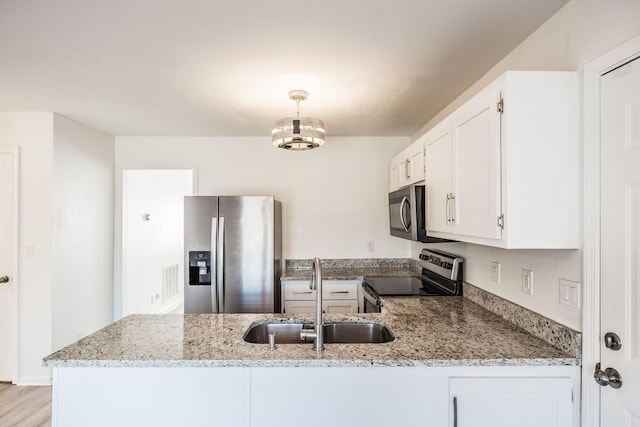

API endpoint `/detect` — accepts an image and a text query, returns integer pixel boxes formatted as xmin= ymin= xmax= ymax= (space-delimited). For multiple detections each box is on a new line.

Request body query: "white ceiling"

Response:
xmin=0 ymin=0 xmax=569 ymax=137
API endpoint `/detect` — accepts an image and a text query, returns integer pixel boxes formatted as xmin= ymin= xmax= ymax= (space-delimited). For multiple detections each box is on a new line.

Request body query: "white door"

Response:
xmin=0 ymin=147 xmax=19 ymax=382
xmin=600 ymin=56 xmax=640 ymax=426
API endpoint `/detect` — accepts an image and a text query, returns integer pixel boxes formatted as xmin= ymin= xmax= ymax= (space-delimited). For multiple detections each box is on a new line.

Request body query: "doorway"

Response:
xmin=121 ymin=169 xmax=193 ymax=316
xmin=584 ymin=35 xmax=640 ymax=427
xmin=0 ymin=147 xmax=19 ymax=383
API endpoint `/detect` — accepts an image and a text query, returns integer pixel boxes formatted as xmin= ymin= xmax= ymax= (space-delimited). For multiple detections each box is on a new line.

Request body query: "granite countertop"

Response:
xmin=43 ymin=297 xmax=578 ymax=368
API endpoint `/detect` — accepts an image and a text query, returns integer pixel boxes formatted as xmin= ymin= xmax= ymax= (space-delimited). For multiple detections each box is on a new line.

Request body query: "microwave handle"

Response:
xmin=399 ymin=196 xmax=410 ymax=232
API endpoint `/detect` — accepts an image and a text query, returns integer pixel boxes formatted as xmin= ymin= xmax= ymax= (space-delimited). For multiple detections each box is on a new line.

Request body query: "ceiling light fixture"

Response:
xmin=272 ymin=90 xmax=325 ymax=150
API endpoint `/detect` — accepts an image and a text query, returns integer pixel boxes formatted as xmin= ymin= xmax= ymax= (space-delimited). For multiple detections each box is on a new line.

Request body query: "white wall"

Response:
xmin=0 ymin=112 xmax=54 ymax=384
xmin=0 ymin=112 xmax=114 ymax=384
xmin=115 ymin=137 xmax=411 ymax=260
xmin=52 ymin=115 xmax=115 ymax=350
xmin=412 ymin=0 xmax=640 ymax=331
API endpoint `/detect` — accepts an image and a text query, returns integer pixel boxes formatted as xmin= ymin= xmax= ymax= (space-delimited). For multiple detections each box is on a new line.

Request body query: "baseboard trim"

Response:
xmin=17 ymin=376 xmax=52 ymax=386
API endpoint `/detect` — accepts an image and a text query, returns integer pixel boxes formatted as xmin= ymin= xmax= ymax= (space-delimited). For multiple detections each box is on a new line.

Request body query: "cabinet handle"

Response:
xmin=446 ymin=193 xmax=451 ymax=225
xmin=406 ymin=158 xmax=412 ymax=179
xmin=292 ymin=291 xmax=313 ymax=294
xmin=449 ymin=193 xmax=455 ymax=224
xmin=453 ymin=396 xmax=458 ymax=427
xmin=329 ymin=291 xmax=350 ymax=294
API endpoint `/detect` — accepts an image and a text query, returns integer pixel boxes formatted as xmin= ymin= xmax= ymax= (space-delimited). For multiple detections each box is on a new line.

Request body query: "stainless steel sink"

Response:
xmin=243 ymin=321 xmax=395 ymax=344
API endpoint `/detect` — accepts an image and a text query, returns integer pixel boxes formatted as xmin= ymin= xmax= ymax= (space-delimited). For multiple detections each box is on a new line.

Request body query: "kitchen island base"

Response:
xmin=51 ymin=365 xmax=579 ymax=427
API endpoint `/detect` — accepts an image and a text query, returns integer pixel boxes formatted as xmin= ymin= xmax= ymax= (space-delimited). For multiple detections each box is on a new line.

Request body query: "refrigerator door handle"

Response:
xmin=210 ymin=217 xmax=218 ymax=312
xmin=217 ymin=216 xmax=225 ymax=312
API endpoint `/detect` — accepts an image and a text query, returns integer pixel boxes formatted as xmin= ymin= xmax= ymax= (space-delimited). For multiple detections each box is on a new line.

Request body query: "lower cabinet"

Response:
xmin=250 ymin=367 xmax=445 ymax=427
xmin=282 ymin=280 xmax=359 ymax=314
xmin=251 ymin=366 xmax=579 ymax=427
xmin=52 ymin=367 xmax=251 ymax=427
xmin=51 ymin=365 xmax=579 ymax=427
xmin=449 ymin=375 xmax=575 ymax=427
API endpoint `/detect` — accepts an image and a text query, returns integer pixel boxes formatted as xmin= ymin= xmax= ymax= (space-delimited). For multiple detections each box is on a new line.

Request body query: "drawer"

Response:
xmin=282 ymin=281 xmax=359 ymax=300
xmin=323 ymin=282 xmax=358 ymax=300
xmin=283 ymin=282 xmax=316 ymax=301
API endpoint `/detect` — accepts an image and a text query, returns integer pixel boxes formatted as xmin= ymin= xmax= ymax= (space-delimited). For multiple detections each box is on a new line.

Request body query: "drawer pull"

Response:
xmin=292 ymin=291 xmax=313 ymax=295
xmin=329 ymin=291 xmax=350 ymax=294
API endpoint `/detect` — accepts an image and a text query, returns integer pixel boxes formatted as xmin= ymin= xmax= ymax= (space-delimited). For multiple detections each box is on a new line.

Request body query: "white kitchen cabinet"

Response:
xmin=282 ymin=280 xmax=359 ymax=314
xmin=425 ymin=117 xmax=453 ymax=233
xmin=424 ymin=71 xmax=579 ymax=249
xmin=397 ymin=137 xmax=425 ymax=188
xmin=251 ymin=366 xmax=578 ymax=427
xmin=449 ymin=375 xmax=575 ymax=427
xmin=52 ymin=367 xmax=251 ymax=427
xmin=51 ymin=365 xmax=579 ymax=427
xmin=251 ymin=367 xmax=445 ymax=427
xmin=389 ymin=153 xmax=400 ymax=191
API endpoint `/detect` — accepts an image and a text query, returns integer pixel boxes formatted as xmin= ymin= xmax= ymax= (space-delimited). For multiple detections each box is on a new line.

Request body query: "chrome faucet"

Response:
xmin=300 ymin=257 xmax=324 ymax=352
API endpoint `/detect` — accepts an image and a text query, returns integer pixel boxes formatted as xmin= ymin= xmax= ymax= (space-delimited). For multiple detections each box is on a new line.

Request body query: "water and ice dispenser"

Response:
xmin=188 ymin=251 xmax=211 ymax=285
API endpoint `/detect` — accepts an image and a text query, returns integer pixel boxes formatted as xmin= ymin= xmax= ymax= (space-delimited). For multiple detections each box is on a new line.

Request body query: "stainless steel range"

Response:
xmin=362 ymin=248 xmax=464 ymax=313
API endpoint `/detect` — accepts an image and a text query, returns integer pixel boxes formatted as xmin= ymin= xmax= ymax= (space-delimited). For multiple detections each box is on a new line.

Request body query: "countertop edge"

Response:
xmin=43 ymin=357 xmax=579 ymax=368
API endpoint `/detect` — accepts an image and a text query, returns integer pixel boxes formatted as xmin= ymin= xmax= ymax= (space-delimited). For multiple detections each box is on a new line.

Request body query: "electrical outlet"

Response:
xmin=367 ymin=241 xmax=375 ymax=252
xmin=559 ymin=279 xmax=581 ymax=309
xmin=491 ymin=262 xmax=501 ymax=284
xmin=522 ymin=269 xmax=534 ymax=295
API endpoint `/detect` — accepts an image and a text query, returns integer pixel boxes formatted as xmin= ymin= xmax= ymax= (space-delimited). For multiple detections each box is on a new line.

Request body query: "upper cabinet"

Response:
xmin=390 ymin=138 xmax=425 ymax=191
xmin=424 ymin=71 xmax=579 ymax=249
xmin=398 ymin=137 xmax=425 ymax=188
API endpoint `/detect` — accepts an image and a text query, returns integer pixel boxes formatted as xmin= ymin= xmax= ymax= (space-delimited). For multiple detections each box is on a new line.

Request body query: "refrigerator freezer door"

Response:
xmin=184 ymin=196 xmax=219 ymax=313
xmin=219 ymin=196 xmax=275 ymax=313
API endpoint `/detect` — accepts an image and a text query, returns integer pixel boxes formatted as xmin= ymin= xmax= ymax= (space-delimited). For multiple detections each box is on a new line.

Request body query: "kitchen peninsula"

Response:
xmin=45 ymin=283 xmax=581 ymax=427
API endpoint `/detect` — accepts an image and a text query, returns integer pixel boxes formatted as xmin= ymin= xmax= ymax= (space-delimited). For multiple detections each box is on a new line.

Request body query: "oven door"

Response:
xmin=361 ymin=283 xmax=382 ymax=313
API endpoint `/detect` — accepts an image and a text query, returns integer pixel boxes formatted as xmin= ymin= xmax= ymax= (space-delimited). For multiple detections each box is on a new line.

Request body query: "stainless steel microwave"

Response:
xmin=389 ymin=185 xmax=450 ymax=243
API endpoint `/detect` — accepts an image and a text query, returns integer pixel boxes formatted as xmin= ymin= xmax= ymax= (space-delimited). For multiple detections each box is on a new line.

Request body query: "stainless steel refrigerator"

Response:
xmin=184 ymin=196 xmax=282 ymax=314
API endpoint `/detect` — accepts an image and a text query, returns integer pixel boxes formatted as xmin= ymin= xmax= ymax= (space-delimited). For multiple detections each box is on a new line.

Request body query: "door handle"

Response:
xmin=594 ymin=363 xmax=622 ymax=389
xmin=399 ymin=196 xmax=410 ymax=231
xmin=604 ymin=332 xmax=622 ymax=350
xmin=211 ymin=217 xmax=218 ymax=312
xmin=0 ymin=276 xmax=10 ymax=284
xmin=217 ymin=217 xmax=225 ymax=313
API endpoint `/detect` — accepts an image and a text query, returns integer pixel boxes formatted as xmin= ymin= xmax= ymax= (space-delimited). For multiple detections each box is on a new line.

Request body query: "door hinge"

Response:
xmin=497 ymin=214 xmax=504 ymax=229
xmin=497 ymin=98 xmax=504 ymax=114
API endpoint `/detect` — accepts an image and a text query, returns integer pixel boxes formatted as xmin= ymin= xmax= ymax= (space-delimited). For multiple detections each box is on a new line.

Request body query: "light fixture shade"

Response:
xmin=272 ymin=116 xmax=325 ymax=150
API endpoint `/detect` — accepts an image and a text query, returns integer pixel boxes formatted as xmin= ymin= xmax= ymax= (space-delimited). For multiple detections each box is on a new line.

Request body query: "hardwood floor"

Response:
xmin=0 ymin=383 xmax=51 ymax=427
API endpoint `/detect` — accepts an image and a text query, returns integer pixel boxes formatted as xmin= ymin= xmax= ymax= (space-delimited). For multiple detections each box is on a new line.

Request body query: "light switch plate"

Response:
xmin=559 ymin=279 xmax=581 ymax=309
xmin=491 ymin=262 xmax=501 ymax=284
xmin=522 ymin=269 xmax=533 ymax=295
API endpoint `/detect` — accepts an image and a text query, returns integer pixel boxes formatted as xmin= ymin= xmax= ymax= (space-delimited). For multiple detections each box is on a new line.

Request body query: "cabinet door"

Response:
xmin=398 ymin=140 xmax=425 ymax=188
xmin=390 ymin=154 xmax=400 ymax=191
xmin=449 ymin=376 xmax=573 ymax=427
xmin=322 ymin=300 xmax=357 ymax=313
xmin=425 ymin=119 xmax=453 ymax=233
xmin=451 ymin=84 xmax=502 ymax=240
xmin=283 ymin=300 xmax=316 ymax=314
xmin=251 ymin=367 xmax=444 ymax=427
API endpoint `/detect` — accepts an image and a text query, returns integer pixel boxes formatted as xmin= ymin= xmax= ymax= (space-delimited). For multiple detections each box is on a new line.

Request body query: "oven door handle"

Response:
xmin=421 ymin=276 xmax=457 ymax=295
xmin=362 ymin=284 xmax=382 ymax=308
